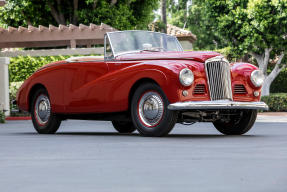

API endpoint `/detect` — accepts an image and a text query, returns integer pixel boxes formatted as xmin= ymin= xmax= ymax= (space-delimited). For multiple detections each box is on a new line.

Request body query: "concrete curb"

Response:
xmin=6 ymin=116 xmax=31 ymax=120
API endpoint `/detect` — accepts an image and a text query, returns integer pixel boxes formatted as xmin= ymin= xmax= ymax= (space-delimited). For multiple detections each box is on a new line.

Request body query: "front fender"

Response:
xmin=95 ymin=64 xmax=177 ymax=112
xmin=231 ymin=62 xmax=262 ymax=101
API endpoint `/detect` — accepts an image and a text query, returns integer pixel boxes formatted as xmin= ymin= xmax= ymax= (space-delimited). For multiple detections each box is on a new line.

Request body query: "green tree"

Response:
xmin=167 ymin=0 xmax=190 ymax=29
xmin=167 ymin=0 xmax=226 ymax=50
xmin=204 ymin=0 xmax=287 ymax=96
xmin=0 ymin=0 xmax=158 ymax=30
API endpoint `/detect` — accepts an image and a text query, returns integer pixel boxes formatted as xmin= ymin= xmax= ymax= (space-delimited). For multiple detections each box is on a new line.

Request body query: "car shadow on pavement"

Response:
xmin=14 ymin=132 xmax=265 ymax=139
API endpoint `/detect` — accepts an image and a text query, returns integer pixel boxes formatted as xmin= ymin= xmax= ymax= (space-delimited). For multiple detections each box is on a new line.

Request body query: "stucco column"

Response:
xmin=0 ymin=57 xmax=10 ymax=116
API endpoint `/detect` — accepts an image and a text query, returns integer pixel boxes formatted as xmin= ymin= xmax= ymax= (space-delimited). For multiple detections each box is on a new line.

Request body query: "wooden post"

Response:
xmin=0 ymin=57 xmax=10 ymax=116
xmin=70 ymin=39 xmax=76 ymax=48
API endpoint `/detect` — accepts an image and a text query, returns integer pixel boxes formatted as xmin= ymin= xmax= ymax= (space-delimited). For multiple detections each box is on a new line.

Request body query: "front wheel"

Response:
xmin=31 ymin=88 xmax=61 ymax=134
xmin=213 ymin=109 xmax=257 ymax=135
xmin=131 ymin=83 xmax=178 ymax=137
xmin=112 ymin=121 xmax=136 ymax=133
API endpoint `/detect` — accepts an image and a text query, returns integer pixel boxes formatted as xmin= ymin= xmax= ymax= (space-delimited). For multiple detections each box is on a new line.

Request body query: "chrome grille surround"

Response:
xmin=205 ymin=56 xmax=233 ymax=101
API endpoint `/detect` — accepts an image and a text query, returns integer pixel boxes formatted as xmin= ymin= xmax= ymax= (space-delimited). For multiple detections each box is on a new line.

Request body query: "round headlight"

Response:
xmin=251 ymin=70 xmax=264 ymax=87
xmin=179 ymin=68 xmax=194 ymax=86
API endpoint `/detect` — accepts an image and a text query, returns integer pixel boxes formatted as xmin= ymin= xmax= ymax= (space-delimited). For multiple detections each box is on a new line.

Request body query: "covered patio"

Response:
xmin=0 ymin=23 xmax=116 ymax=116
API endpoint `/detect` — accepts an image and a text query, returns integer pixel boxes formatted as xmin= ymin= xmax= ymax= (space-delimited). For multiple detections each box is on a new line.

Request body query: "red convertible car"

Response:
xmin=16 ymin=30 xmax=268 ymax=136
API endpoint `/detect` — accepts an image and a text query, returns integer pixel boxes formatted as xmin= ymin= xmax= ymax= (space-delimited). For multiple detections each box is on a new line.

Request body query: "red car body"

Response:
xmin=16 ymin=51 xmax=261 ymax=114
xmin=16 ymin=30 xmax=268 ymax=136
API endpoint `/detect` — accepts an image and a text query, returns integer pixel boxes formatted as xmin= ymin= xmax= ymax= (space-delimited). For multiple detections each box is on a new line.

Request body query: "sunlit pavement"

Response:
xmin=0 ymin=118 xmax=286 ymax=192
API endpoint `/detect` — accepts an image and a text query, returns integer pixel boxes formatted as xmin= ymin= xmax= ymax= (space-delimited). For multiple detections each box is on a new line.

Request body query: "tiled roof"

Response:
xmin=149 ymin=22 xmax=196 ymax=42
xmin=167 ymin=24 xmax=197 ymax=41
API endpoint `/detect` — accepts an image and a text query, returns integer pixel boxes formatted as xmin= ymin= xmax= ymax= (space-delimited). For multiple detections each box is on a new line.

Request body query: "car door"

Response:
xmin=64 ymin=61 xmax=109 ymax=113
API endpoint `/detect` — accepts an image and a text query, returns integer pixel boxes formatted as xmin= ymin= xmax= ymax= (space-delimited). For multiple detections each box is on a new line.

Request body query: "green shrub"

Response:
xmin=10 ymin=81 xmax=23 ymax=100
xmin=261 ymin=93 xmax=287 ymax=112
xmin=9 ymin=82 xmax=25 ymax=116
xmin=270 ymin=68 xmax=287 ymax=93
xmin=9 ymin=55 xmax=70 ymax=82
xmin=9 ymin=84 xmax=30 ymax=116
xmin=0 ymin=110 xmax=5 ymax=123
xmin=215 ymin=47 xmax=240 ymax=62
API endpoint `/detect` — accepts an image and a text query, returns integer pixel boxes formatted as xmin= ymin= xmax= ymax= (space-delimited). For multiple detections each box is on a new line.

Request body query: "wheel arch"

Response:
xmin=28 ymin=83 xmax=47 ymax=112
xmin=128 ymin=78 xmax=159 ymax=112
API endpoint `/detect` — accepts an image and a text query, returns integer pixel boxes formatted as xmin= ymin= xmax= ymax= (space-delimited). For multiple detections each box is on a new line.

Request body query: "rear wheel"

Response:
xmin=112 ymin=121 xmax=136 ymax=133
xmin=213 ymin=109 xmax=257 ymax=135
xmin=131 ymin=83 xmax=177 ymax=137
xmin=31 ymin=88 xmax=61 ymax=134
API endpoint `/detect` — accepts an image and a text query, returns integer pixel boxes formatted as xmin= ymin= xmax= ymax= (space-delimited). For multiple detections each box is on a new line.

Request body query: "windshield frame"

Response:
xmin=105 ymin=30 xmax=183 ymax=59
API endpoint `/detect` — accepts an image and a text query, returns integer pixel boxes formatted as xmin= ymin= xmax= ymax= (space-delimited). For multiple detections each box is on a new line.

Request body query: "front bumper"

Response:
xmin=168 ymin=100 xmax=268 ymax=110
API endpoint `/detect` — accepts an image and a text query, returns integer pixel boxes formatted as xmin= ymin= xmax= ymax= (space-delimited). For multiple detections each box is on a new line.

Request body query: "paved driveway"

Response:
xmin=0 ymin=118 xmax=286 ymax=192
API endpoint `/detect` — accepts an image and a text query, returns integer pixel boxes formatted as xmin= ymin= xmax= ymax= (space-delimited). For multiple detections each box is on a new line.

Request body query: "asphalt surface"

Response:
xmin=0 ymin=118 xmax=287 ymax=192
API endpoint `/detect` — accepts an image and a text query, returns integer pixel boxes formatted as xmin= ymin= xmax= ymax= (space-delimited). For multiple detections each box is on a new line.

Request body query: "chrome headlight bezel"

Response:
xmin=179 ymin=68 xmax=194 ymax=87
xmin=250 ymin=70 xmax=264 ymax=87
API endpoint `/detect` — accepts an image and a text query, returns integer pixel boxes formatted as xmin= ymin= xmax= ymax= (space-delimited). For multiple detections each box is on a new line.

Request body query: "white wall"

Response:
xmin=0 ymin=57 xmax=10 ymax=116
xmin=179 ymin=40 xmax=193 ymax=50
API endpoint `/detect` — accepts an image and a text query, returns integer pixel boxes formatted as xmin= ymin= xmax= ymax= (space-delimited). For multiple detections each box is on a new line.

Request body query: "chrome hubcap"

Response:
xmin=138 ymin=91 xmax=164 ymax=127
xmin=35 ymin=94 xmax=51 ymax=125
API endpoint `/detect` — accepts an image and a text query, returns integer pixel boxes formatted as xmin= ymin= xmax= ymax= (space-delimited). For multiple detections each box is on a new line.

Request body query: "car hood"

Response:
xmin=115 ymin=51 xmax=221 ymax=63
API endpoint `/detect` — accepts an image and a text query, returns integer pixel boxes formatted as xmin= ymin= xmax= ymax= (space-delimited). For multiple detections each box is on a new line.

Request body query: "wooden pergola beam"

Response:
xmin=0 ymin=39 xmax=105 ymax=48
xmin=0 ymin=0 xmax=6 ymax=6
xmin=0 ymin=23 xmax=117 ymax=48
xmin=0 ymin=47 xmax=104 ymax=57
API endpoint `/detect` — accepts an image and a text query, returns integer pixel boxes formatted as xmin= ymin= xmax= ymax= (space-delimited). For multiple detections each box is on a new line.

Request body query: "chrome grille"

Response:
xmin=193 ymin=84 xmax=206 ymax=95
xmin=205 ymin=57 xmax=233 ymax=100
xmin=234 ymin=84 xmax=247 ymax=94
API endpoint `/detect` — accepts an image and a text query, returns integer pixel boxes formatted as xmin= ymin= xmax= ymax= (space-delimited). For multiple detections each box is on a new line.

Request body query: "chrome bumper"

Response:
xmin=168 ymin=100 xmax=268 ymax=110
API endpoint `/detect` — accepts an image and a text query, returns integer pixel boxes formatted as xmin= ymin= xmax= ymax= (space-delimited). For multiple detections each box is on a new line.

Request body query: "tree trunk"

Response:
xmin=251 ymin=50 xmax=286 ymax=96
xmin=262 ymin=75 xmax=273 ymax=96
xmin=48 ymin=1 xmax=66 ymax=25
xmin=161 ymin=0 xmax=167 ymax=33
xmin=72 ymin=0 xmax=79 ymax=25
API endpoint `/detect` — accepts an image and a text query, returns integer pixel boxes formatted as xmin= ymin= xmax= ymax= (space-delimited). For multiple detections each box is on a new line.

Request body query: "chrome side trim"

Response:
xmin=66 ymin=56 xmax=104 ymax=62
xmin=168 ymin=100 xmax=268 ymax=110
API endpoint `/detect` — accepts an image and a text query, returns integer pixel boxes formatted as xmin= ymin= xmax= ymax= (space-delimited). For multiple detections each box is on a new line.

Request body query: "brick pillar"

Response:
xmin=0 ymin=57 xmax=10 ymax=116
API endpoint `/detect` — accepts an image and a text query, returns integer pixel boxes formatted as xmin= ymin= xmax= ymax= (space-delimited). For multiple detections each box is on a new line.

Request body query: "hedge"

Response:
xmin=0 ymin=111 xmax=5 ymax=123
xmin=270 ymin=69 xmax=287 ymax=93
xmin=261 ymin=93 xmax=287 ymax=112
xmin=9 ymin=56 xmax=70 ymax=82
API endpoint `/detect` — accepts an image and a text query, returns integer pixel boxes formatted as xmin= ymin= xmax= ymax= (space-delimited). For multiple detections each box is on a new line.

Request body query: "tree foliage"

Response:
xmin=204 ymin=0 xmax=287 ymax=56
xmin=167 ymin=0 xmax=227 ymax=50
xmin=204 ymin=0 xmax=287 ymax=95
xmin=0 ymin=0 xmax=158 ymax=30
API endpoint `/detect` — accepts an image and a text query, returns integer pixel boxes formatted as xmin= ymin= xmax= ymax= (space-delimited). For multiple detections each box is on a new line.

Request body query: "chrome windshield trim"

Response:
xmin=168 ymin=100 xmax=268 ymax=110
xmin=106 ymin=30 xmax=183 ymax=58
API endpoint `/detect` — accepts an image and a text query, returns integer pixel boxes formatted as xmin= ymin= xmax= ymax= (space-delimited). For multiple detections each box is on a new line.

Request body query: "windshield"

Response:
xmin=106 ymin=31 xmax=183 ymax=57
